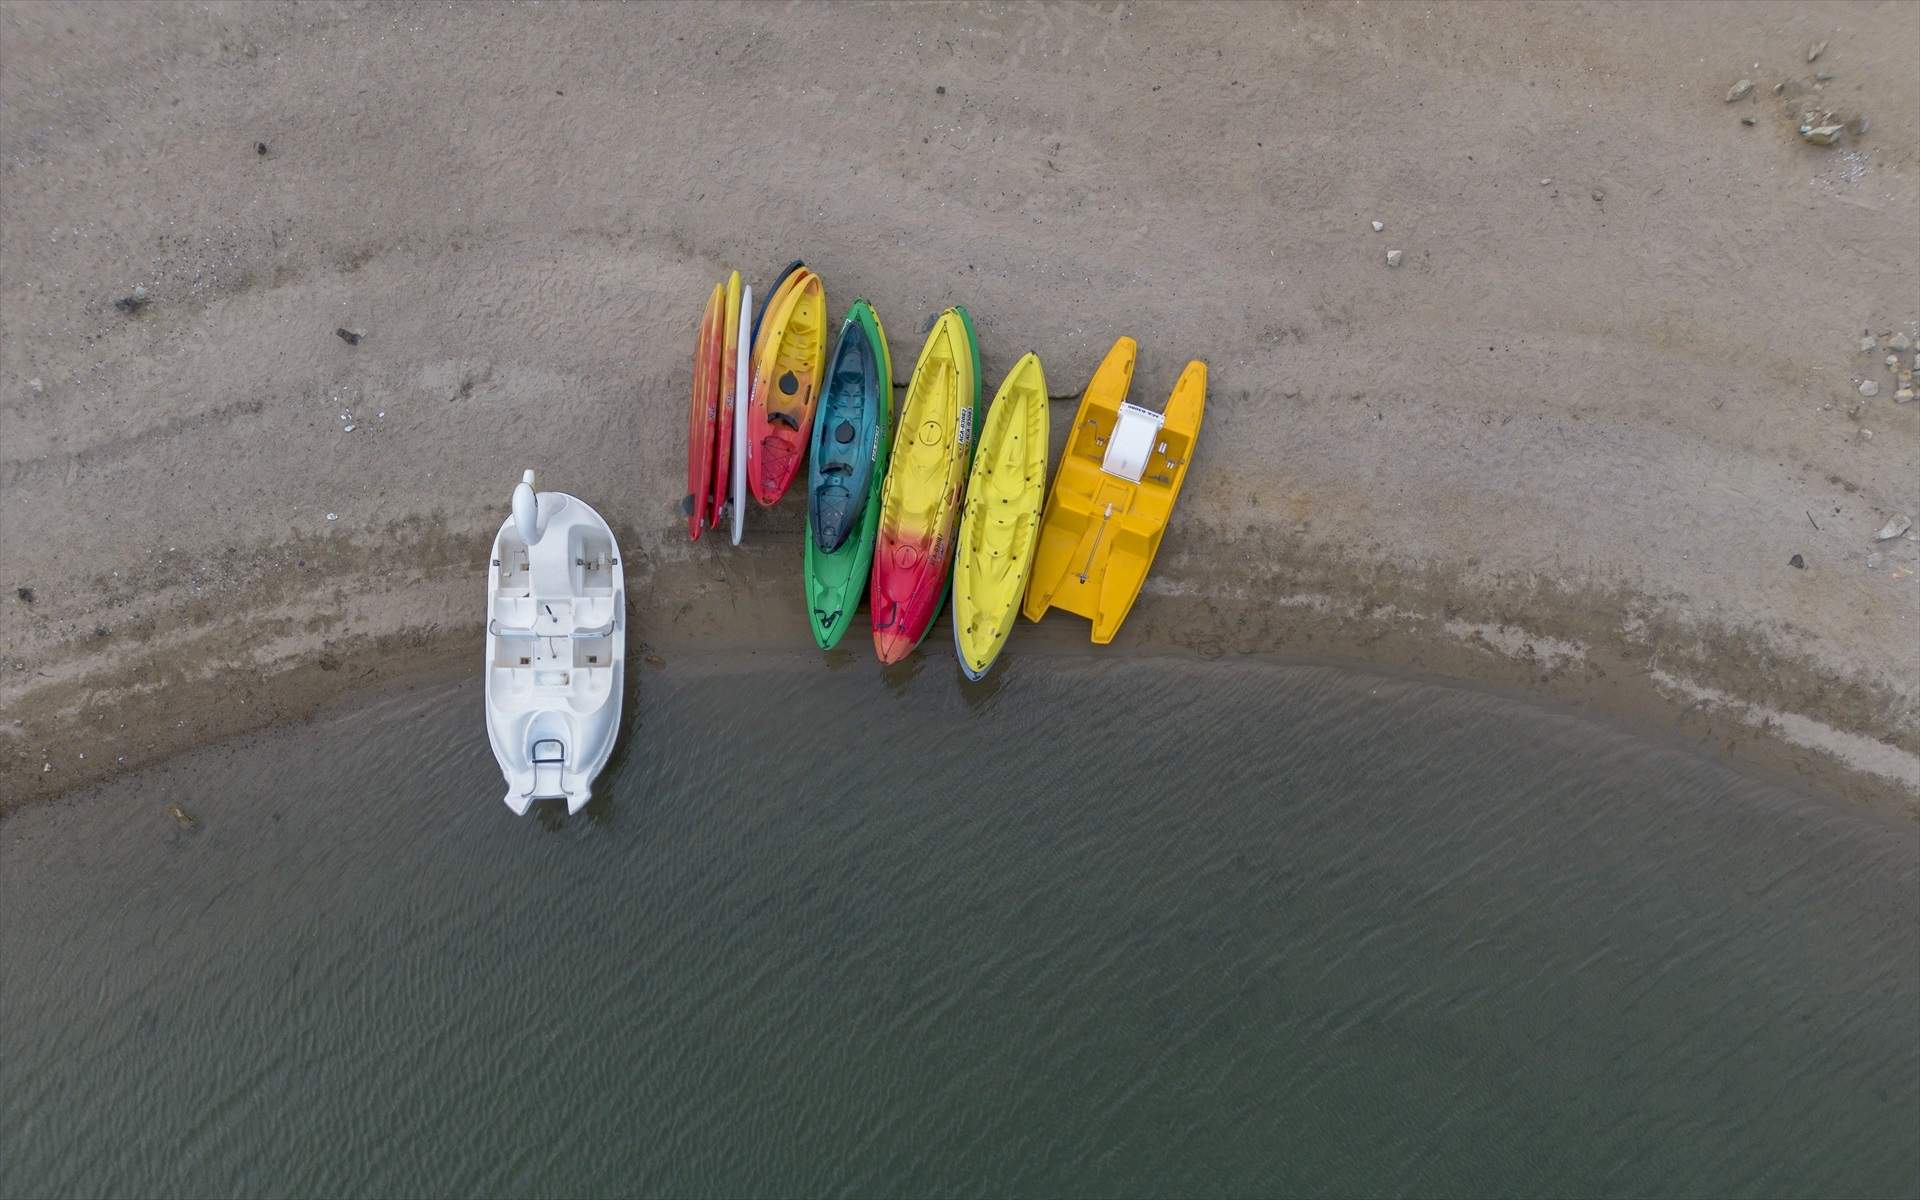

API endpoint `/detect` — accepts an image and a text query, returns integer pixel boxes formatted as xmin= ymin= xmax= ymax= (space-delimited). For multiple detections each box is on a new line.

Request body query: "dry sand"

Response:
xmin=2 ymin=0 xmax=1917 ymax=815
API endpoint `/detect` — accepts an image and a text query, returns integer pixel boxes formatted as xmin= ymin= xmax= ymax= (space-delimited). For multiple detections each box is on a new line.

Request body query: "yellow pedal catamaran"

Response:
xmin=952 ymin=352 xmax=1049 ymax=680
xmin=1022 ymin=337 xmax=1205 ymax=644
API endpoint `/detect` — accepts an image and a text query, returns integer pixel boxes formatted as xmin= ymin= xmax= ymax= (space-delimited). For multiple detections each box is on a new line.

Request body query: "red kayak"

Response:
xmin=707 ymin=272 xmax=742 ymax=529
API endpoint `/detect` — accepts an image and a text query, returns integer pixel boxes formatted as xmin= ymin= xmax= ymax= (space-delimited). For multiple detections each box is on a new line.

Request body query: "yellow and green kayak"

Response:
xmin=952 ymin=352 xmax=1048 ymax=679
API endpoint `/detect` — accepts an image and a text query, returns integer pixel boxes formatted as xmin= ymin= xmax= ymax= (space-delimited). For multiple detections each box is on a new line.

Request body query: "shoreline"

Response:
xmin=5 ymin=533 xmax=1915 ymax=821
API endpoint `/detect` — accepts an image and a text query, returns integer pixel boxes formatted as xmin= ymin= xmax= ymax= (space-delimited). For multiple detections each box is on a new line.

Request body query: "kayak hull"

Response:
xmin=803 ymin=301 xmax=894 ymax=649
xmin=870 ymin=306 xmax=982 ymax=664
xmin=708 ymin=271 xmax=742 ymax=529
xmin=685 ymin=282 xmax=725 ymax=539
xmin=953 ymin=351 xmax=1049 ymax=678
xmin=747 ymin=269 xmax=827 ymax=507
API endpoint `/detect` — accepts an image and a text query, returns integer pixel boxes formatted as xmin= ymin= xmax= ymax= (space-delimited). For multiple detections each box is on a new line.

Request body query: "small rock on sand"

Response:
xmin=1896 ymin=388 xmax=1915 ymax=403
xmin=1371 ymin=220 xmax=1384 ymax=232
xmin=1859 ymin=335 xmax=1877 ymax=352
xmin=1385 ymin=250 xmax=1403 ymax=267
xmin=1859 ymin=380 xmax=1878 ymax=397
xmin=1808 ymin=40 xmax=1827 ymax=63
xmin=1890 ymin=333 xmax=1912 ymax=352
xmin=1801 ymin=124 xmax=1844 ymax=145
xmin=1727 ymin=79 xmax=1754 ymax=102
xmin=1789 ymin=553 xmax=1806 ymax=569
xmin=1875 ymin=514 xmax=1913 ymax=541
xmin=165 ymin=802 xmax=197 ymax=830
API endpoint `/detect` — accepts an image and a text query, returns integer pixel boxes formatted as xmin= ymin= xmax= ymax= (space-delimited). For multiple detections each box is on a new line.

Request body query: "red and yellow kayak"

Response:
xmin=869 ymin=306 xmax=983 ymax=663
xmin=746 ymin=268 xmax=827 ymax=506
xmin=707 ymin=271 xmax=742 ymax=530
xmin=685 ymin=281 xmax=726 ymax=540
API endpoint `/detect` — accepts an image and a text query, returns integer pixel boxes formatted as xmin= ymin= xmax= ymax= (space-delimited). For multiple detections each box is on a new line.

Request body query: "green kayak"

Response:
xmin=803 ymin=300 xmax=894 ymax=649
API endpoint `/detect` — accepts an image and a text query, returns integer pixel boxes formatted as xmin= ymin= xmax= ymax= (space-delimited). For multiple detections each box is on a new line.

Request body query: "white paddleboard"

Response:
xmin=731 ymin=283 xmax=751 ymax=545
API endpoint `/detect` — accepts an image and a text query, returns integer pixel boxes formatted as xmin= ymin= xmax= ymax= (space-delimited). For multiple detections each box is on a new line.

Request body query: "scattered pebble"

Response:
xmin=1896 ymin=388 xmax=1914 ymax=403
xmin=1814 ymin=71 xmax=1834 ymax=83
xmin=1858 ymin=335 xmax=1877 ymax=353
xmin=1859 ymin=428 xmax=1874 ymax=440
xmin=1874 ymin=514 xmax=1913 ymax=542
xmin=1772 ymin=81 xmax=1786 ymax=95
xmin=1808 ymin=39 xmax=1827 ymax=63
xmin=1591 ymin=189 xmax=1604 ymax=202
xmin=1371 ymin=220 xmax=1384 ymax=232
xmin=255 ymin=141 xmax=268 ymax=155
xmin=1789 ymin=553 xmax=1806 ymax=570
xmin=1539 ymin=178 xmax=1551 ymax=186
xmin=1726 ymin=79 xmax=1754 ymax=102
xmin=1866 ymin=552 xmax=1884 ymax=570
xmin=1888 ymin=355 xmax=1901 ymax=369
xmin=342 ymin=424 xmax=355 ymax=433
xmin=1741 ymin=116 xmax=1757 ymax=126
xmin=15 ymin=586 xmax=32 ymax=604
xmin=1800 ymin=124 xmax=1844 ymax=145
xmin=1385 ymin=249 xmax=1403 ymax=267
xmin=113 ymin=287 xmax=149 ymax=314
xmin=934 ymin=85 xmax=945 ymax=95
xmin=326 ymin=512 xmax=338 ymax=521
xmin=165 ymin=802 xmax=197 ymax=830
xmin=1847 ymin=113 xmax=1869 ymax=136
xmin=1890 ymin=333 xmax=1912 ymax=352
xmin=1859 ymin=380 xmax=1879 ymax=397
xmin=335 ymin=327 xmax=361 ymax=346
xmin=28 ymin=377 xmax=43 ymax=393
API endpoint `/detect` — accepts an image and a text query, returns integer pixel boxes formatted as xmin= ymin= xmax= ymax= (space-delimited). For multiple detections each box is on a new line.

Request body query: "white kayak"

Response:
xmin=485 ymin=469 xmax=626 ymax=815
xmin=731 ymin=283 xmax=751 ymax=545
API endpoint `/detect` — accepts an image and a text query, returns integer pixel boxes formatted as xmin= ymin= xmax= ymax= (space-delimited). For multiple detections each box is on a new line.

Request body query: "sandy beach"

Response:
xmin=2 ymin=0 xmax=1916 ymax=814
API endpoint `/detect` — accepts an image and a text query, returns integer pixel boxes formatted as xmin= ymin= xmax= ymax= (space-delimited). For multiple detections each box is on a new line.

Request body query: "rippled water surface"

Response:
xmin=3 ymin=656 xmax=1916 ymax=1198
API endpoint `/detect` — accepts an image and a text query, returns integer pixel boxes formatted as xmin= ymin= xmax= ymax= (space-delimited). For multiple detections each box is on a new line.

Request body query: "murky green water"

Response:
xmin=3 ymin=655 xmax=1916 ymax=1198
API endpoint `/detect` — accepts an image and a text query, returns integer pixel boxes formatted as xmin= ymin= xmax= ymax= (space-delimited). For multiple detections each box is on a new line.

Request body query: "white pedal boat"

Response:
xmin=485 ymin=470 xmax=626 ymax=815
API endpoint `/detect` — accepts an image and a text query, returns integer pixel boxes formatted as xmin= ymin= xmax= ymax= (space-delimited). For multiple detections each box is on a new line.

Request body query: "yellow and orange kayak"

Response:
xmin=745 ymin=268 xmax=826 ymax=506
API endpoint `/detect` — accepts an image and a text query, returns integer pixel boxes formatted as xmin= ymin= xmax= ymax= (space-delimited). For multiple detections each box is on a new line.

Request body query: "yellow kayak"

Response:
xmin=953 ymin=352 xmax=1049 ymax=679
xmin=1022 ymin=337 xmax=1205 ymax=643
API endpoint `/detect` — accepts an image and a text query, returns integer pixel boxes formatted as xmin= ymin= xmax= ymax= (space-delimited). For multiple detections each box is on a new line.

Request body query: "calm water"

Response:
xmin=3 ymin=655 xmax=1916 ymax=1199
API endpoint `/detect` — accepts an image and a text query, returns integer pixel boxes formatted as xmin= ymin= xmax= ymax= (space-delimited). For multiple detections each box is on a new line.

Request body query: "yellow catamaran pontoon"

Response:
xmin=1021 ymin=337 xmax=1205 ymax=643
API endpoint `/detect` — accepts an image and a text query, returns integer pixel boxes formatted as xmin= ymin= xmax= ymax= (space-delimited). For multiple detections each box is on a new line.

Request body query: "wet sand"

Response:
xmin=1 ymin=1 xmax=1916 ymax=813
